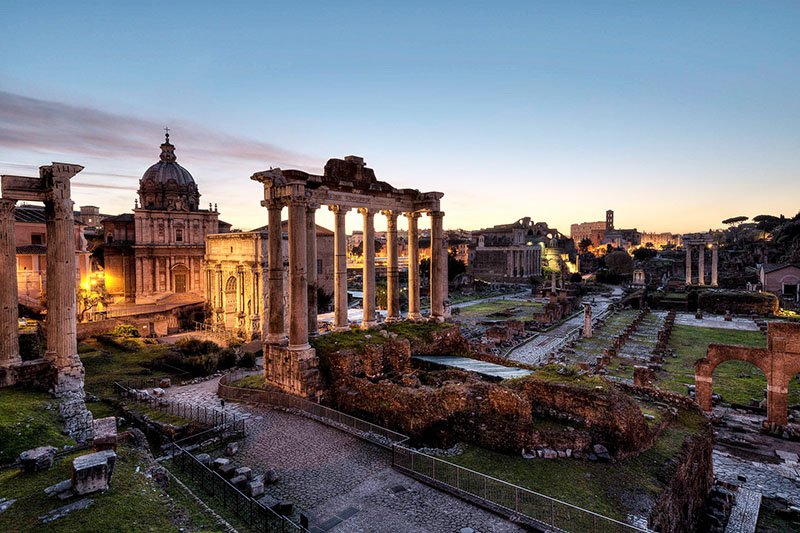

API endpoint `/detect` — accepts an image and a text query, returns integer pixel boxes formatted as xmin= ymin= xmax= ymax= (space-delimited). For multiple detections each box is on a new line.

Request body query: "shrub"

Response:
xmin=238 ymin=351 xmax=257 ymax=368
xmin=111 ymin=324 xmax=140 ymax=338
xmin=174 ymin=337 xmax=220 ymax=356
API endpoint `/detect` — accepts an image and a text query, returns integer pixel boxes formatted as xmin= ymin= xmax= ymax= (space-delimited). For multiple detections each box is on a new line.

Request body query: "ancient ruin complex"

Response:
xmin=251 ymin=156 xmax=446 ymax=397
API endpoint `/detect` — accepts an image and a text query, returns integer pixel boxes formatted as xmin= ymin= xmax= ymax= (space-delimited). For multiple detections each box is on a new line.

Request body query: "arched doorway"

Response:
xmin=711 ymin=360 xmax=769 ymax=415
xmin=224 ymin=276 xmax=237 ymax=329
xmin=172 ymin=264 xmax=189 ymax=293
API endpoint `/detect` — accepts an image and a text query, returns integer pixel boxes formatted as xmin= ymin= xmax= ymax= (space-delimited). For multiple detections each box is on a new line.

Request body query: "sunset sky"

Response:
xmin=1 ymin=1 xmax=798 ymax=235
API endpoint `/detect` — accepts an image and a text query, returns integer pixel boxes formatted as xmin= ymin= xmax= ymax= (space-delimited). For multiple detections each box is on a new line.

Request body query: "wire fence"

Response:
xmin=170 ymin=437 xmax=304 ymax=532
xmin=115 ymin=379 xmax=247 ymax=433
xmin=219 ymin=370 xmax=651 ymax=532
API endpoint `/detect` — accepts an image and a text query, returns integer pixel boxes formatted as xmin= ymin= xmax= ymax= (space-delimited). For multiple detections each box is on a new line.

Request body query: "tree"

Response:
xmin=605 ymin=251 xmax=634 ymax=276
xmin=632 ymin=247 xmax=657 ymax=261
xmin=578 ymin=238 xmax=593 ymax=253
xmin=447 ymin=252 xmax=466 ymax=281
xmin=77 ymin=285 xmax=113 ymax=322
xmin=722 ymin=216 xmax=749 ymax=227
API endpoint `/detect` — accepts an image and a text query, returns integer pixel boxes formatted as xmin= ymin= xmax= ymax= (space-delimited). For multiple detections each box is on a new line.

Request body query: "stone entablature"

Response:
xmin=682 ymin=232 xmax=720 ymax=287
xmin=251 ymin=156 xmax=446 ymax=398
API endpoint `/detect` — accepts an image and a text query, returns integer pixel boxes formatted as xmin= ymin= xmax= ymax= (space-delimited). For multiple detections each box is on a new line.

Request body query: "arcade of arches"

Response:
xmin=695 ymin=322 xmax=800 ymax=426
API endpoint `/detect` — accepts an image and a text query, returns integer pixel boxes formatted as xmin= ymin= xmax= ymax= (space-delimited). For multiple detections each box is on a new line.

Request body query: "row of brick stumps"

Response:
xmin=596 ymin=308 xmax=651 ymax=368
xmin=652 ymin=310 xmax=677 ymax=359
xmin=551 ymin=305 xmax=620 ymax=362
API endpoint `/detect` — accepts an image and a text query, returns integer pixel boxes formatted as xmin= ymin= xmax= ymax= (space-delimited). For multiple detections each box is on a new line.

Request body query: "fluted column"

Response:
xmin=0 ymin=199 xmax=21 ymax=376
xmin=330 ymin=205 xmax=349 ymax=330
xmin=265 ymin=202 xmax=285 ymax=344
xmin=406 ymin=212 xmax=421 ymax=320
xmin=360 ymin=208 xmax=377 ymax=328
xmin=711 ymin=244 xmax=719 ymax=287
xmin=429 ymin=210 xmax=445 ymax=321
xmin=383 ymin=210 xmax=400 ymax=321
xmin=44 ymin=194 xmax=80 ymax=376
xmin=288 ymin=198 xmax=309 ymax=349
xmin=306 ymin=203 xmax=319 ymax=336
xmin=698 ymin=246 xmax=706 ymax=286
xmin=685 ymin=246 xmax=692 ymax=285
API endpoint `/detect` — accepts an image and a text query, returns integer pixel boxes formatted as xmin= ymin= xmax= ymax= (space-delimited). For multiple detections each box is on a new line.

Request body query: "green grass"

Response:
xmin=527 ymin=364 xmax=609 ymax=390
xmin=0 ymin=388 xmax=75 ymax=464
xmin=232 ymin=374 xmax=265 ymax=389
xmin=385 ymin=321 xmax=455 ymax=343
xmin=79 ymin=338 xmax=180 ymax=398
xmin=311 ymin=328 xmax=388 ymax=356
xmin=456 ymin=300 xmax=543 ymax=319
xmin=660 ymin=325 xmax=800 ymax=406
xmin=0 ymin=446 xmax=222 ymax=532
xmin=448 ymin=407 xmax=706 ymax=521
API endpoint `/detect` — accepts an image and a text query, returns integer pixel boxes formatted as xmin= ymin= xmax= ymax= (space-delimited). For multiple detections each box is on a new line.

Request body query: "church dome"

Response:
xmin=137 ymin=132 xmax=201 ymax=211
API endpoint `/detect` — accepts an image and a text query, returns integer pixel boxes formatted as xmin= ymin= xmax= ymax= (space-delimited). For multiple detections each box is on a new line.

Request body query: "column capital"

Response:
xmin=0 ymin=198 xmax=17 ymax=218
xmin=428 ymin=210 xmax=445 ymax=218
xmin=328 ymin=204 xmax=351 ymax=215
xmin=306 ymin=201 xmax=321 ymax=212
xmin=358 ymin=207 xmax=378 ymax=217
xmin=404 ymin=211 xmax=422 ymax=220
xmin=380 ymin=209 xmax=399 ymax=219
xmin=262 ymin=199 xmax=285 ymax=210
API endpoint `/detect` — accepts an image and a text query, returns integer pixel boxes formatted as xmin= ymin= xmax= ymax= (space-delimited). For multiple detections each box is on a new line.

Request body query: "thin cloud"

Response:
xmin=72 ymin=182 xmax=137 ymax=191
xmin=0 ymin=91 xmax=319 ymax=171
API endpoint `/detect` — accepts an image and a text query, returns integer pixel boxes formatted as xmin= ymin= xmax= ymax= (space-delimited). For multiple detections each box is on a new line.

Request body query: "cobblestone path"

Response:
xmin=166 ymin=377 xmax=524 ymax=533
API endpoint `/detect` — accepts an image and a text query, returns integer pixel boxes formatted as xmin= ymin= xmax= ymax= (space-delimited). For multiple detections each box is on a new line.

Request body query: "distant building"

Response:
xmin=103 ymin=134 xmax=230 ymax=303
xmin=640 ymin=232 xmax=682 ymax=249
xmin=13 ymin=204 xmax=91 ymax=307
xmin=204 ymin=222 xmax=334 ymax=339
xmin=572 ymin=210 xmax=642 ymax=250
xmin=759 ymin=264 xmax=800 ymax=303
xmin=467 ymin=217 xmax=548 ymax=281
xmin=570 ymin=220 xmax=606 ymax=248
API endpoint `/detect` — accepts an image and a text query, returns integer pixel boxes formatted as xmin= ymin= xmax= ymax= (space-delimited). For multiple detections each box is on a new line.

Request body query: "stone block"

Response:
xmin=19 ymin=446 xmax=57 ymax=473
xmin=152 ymin=387 xmax=165 ymax=397
xmin=44 ymin=479 xmax=73 ymax=498
xmin=159 ymin=378 xmax=172 ymax=388
xmin=230 ymin=474 xmax=248 ymax=489
xmin=196 ymin=453 xmax=212 ymax=466
xmin=212 ymin=457 xmax=230 ymax=470
xmin=264 ymin=469 xmax=281 ymax=484
xmin=38 ymin=498 xmax=94 ymax=523
xmin=592 ymin=444 xmax=611 ymax=462
xmin=92 ymin=416 xmax=118 ymax=451
xmin=542 ymin=449 xmax=557 ymax=459
xmin=225 ymin=442 xmax=239 ymax=456
xmin=247 ymin=480 xmax=264 ymax=498
xmin=71 ymin=450 xmax=116 ymax=495
xmin=234 ymin=466 xmax=253 ymax=480
xmin=218 ymin=463 xmax=237 ymax=479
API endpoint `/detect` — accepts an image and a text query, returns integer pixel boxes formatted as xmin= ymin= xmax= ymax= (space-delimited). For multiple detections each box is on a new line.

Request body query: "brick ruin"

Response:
xmin=0 ymin=163 xmax=93 ymax=442
xmin=695 ymin=321 xmax=800 ymax=428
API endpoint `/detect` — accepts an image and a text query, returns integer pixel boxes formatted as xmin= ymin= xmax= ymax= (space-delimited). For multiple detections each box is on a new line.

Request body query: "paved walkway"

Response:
xmin=674 ymin=313 xmax=760 ymax=331
xmin=165 ymin=378 xmax=523 ymax=533
xmin=713 ymin=450 xmax=800 ymax=505
xmin=505 ymin=286 xmax=623 ymax=365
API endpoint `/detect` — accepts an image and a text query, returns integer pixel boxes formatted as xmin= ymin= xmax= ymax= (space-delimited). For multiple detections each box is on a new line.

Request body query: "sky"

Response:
xmin=1 ymin=1 xmax=799 ymax=235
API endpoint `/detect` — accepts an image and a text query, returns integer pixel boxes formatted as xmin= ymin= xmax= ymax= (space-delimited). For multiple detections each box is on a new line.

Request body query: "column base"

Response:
xmin=334 ymin=325 xmax=350 ymax=332
xmin=263 ymin=344 xmax=320 ymax=399
xmin=360 ymin=321 xmax=377 ymax=329
xmin=384 ymin=316 xmax=402 ymax=323
xmin=288 ymin=343 xmax=312 ymax=351
xmin=406 ymin=313 xmax=423 ymax=322
xmin=263 ymin=334 xmax=288 ymax=346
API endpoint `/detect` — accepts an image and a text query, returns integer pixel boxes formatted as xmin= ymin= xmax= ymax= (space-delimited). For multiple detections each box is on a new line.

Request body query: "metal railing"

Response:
xmin=170 ymin=431 xmax=303 ymax=532
xmin=115 ymin=379 xmax=247 ymax=433
xmin=219 ymin=370 xmax=408 ymax=448
xmin=393 ymin=446 xmax=648 ymax=533
xmin=219 ymin=370 xmax=651 ymax=532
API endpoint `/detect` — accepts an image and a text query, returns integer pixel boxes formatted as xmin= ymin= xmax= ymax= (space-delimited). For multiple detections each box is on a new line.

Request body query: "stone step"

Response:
xmin=725 ymin=487 xmax=761 ymax=533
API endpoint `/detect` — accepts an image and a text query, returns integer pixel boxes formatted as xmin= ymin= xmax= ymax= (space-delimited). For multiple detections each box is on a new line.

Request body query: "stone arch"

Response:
xmin=696 ymin=322 xmax=800 ymax=426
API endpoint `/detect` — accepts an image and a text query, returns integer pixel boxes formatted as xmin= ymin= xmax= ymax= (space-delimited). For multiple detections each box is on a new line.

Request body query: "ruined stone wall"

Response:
xmin=512 ymin=379 xmax=652 ymax=457
xmin=647 ymin=422 xmax=714 ymax=533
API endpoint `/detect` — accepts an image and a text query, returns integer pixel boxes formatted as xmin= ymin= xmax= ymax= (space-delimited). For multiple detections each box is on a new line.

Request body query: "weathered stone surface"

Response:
xmin=196 ymin=453 xmax=212 ymax=466
xmin=230 ymin=474 xmax=247 ymax=488
xmin=71 ymin=450 xmax=116 ymax=495
xmin=212 ymin=457 xmax=230 ymax=470
xmin=44 ymin=479 xmax=73 ymax=498
xmin=159 ymin=377 xmax=172 ymax=388
xmin=246 ymin=480 xmax=264 ymax=497
xmin=19 ymin=446 xmax=57 ymax=473
xmin=225 ymin=442 xmax=239 ymax=456
xmin=0 ymin=497 xmax=16 ymax=514
xmin=38 ymin=498 xmax=93 ymax=523
xmin=92 ymin=416 xmax=117 ymax=451
xmin=234 ymin=466 xmax=252 ymax=480
xmin=218 ymin=463 xmax=237 ymax=479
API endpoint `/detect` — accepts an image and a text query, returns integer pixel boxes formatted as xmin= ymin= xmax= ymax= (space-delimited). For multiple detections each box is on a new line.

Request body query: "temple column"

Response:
xmin=287 ymin=198 xmax=309 ymax=349
xmin=155 ymin=257 xmax=161 ymax=293
xmin=330 ymin=205 xmax=349 ymax=330
xmin=306 ymin=203 xmax=319 ymax=336
xmin=44 ymin=163 xmax=93 ymax=442
xmin=406 ymin=212 xmax=422 ymax=320
xmin=698 ymin=246 xmax=706 ymax=286
xmin=711 ymin=244 xmax=719 ymax=287
xmin=265 ymin=202 xmax=285 ymax=343
xmin=685 ymin=245 xmax=693 ymax=285
xmin=429 ymin=210 xmax=445 ymax=321
xmin=360 ymin=208 xmax=377 ymax=328
xmin=383 ymin=210 xmax=400 ymax=321
xmin=0 ymin=199 xmax=21 ymax=382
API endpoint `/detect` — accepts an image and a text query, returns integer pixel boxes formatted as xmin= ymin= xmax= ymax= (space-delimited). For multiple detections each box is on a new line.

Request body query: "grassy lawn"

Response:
xmin=78 ymin=338 xmax=181 ymax=398
xmin=660 ymin=325 xmax=800 ymax=406
xmin=0 ymin=446 xmax=222 ymax=532
xmin=456 ymin=299 xmax=543 ymax=320
xmin=0 ymin=388 xmax=75 ymax=464
xmin=447 ymin=408 xmax=706 ymax=521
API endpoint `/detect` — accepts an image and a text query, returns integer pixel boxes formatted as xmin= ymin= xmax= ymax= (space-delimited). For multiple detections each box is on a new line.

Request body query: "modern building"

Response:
xmin=759 ymin=264 xmax=800 ymax=302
